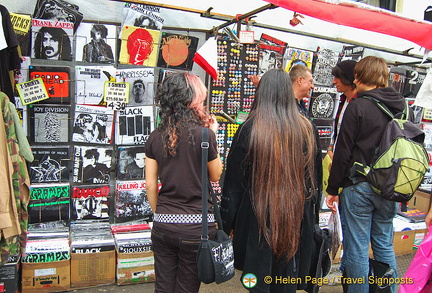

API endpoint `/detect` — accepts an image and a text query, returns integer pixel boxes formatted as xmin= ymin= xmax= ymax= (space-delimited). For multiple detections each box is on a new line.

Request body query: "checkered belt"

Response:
xmin=153 ymin=213 xmax=215 ymax=224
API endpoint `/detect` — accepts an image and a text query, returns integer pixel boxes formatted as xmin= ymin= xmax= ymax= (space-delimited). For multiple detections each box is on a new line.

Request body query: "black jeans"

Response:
xmin=151 ymin=225 xmax=203 ymax=293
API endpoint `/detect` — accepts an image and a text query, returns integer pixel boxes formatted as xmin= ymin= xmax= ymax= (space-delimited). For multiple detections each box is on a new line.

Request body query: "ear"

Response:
xmin=297 ymin=76 xmax=303 ymax=85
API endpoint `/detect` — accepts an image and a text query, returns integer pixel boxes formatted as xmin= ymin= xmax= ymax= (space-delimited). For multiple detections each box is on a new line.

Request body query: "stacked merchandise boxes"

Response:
xmin=70 ymin=221 xmax=116 ymax=288
xmin=111 ymin=221 xmax=154 ymax=285
xmin=21 ymin=222 xmax=70 ymax=293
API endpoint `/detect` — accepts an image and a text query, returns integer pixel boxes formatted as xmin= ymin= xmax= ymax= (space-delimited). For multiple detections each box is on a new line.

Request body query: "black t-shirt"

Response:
xmin=145 ymin=124 xmax=218 ymax=235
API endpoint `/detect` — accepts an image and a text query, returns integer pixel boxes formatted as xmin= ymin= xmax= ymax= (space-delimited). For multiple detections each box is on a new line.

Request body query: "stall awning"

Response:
xmin=265 ymin=0 xmax=432 ymax=50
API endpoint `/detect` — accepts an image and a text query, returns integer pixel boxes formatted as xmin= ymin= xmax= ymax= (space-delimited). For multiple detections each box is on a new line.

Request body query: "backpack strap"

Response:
xmin=349 ymin=96 xmax=408 ymax=184
xmin=361 ymin=96 xmax=409 ymax=120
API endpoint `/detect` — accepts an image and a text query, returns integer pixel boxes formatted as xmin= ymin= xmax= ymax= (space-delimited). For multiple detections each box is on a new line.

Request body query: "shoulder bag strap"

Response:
xmin=201 ymin=127 xmax=209 ymax=239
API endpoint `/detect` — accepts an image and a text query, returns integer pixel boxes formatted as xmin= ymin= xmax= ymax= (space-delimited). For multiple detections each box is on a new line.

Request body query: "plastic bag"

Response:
xmin=399 ymin=227 xmax=432 ymax=293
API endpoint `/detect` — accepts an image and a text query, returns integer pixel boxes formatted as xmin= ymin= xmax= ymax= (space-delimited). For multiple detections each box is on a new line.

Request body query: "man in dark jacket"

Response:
xmin=326 ymin=56 xmax=409 ymax=293
xmin=289 ymin=64 xmax=314 ymax=118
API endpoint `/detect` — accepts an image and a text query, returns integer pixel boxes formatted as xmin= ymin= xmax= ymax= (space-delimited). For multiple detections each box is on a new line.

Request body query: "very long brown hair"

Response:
xmin=247 ymin=69 xmax=316 ymax=261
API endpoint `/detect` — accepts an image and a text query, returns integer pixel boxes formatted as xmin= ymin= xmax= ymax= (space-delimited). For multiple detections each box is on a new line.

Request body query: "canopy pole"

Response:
xmin=209 ymin=4 xmax=277 ymax=35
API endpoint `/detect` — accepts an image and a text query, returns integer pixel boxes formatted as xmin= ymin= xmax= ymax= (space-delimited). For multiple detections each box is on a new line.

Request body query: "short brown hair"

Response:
xmin=354 ymin=56 xmax=389 ymax=88
xmin=289 ymin=64 xmax=311 ymax=84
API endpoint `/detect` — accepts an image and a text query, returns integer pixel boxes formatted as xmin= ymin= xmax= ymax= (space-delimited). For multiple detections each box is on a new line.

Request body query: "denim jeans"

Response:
xmin=339 ymin=182 xmax=398 ymax=293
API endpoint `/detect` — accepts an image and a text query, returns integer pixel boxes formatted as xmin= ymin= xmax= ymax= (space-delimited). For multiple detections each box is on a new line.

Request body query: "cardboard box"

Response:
xmin=71 ymin=250 xmax=116 ymax=288
xmin=117 ymin=251 xmax=155 ymax=285
xmin=393 ymin=230 xmax=415 ymax=255
xmin=413 ymin=228 xmax=428 ymax=249
xmin=0 ymin=255 xmax=20 ymax=293
xmin=332 ymin=229 xmax=418 ymax=263
xmin=21 ymin=259 xmax=70 ymax=293
xmin=393 ymin=216 xmax=427 ymax=232
xmin=409 ymin=190 xmax=431 ymax=213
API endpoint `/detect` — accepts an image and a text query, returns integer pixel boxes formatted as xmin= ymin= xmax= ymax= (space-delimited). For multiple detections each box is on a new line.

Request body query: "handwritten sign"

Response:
xmin=103 ymin=81 xmax=129 ymax=103
xmin=16 ymin=78 xmax=49 ymax=105
xmin=239 ymin=31 xmax=255 ymax=44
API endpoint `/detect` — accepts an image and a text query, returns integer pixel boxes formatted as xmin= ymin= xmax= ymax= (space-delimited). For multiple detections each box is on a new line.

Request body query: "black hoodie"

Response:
xmin=326 ymin=87 xmax=411 ymax=195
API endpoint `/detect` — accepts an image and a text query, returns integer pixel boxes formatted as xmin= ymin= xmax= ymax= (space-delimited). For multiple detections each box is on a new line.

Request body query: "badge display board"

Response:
xmin=210 ymin=38 xmax=260 ymax=117
xmin=213 ymin=121 xmax=240 ymax=201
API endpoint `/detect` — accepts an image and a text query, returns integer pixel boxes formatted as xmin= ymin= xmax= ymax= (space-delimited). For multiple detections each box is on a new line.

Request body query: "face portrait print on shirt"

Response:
xmin=119 ymin=26 xmax=160 ymax=67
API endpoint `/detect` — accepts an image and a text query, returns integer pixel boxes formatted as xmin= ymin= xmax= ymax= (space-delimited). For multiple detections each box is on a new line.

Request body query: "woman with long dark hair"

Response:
xmin=221 ymin=68 xmax=322 ymax=292
xmin=145 ymin=72 xmax=222 ymax=292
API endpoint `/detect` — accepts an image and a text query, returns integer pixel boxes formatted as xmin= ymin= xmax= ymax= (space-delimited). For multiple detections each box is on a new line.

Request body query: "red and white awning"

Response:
xmin=265 ymin=0 xmax=432 ymax=50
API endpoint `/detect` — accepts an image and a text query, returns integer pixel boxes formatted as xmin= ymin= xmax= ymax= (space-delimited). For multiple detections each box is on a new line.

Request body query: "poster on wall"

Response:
xmin=31 ymin=19 xmax=73 ymax=61
xmin=29 ymin=146 xmax=71 ymax=183
xmin=71 ymin=104 xmax=114 ymax=144
xmin=75 ymin=65 xmax=117 ymax=105
xmin=157 ymin=32 xmax=199 ymax=70
xmin=71 ymin=185 xmax=110 ymax=220
xmin=115 ymin=67 xmax=155 ymax=106
xmin=72 ymin=145 xmax=113 ymax=184
xmin=119 ymin=26 xmax=160 ymax=66
xmin=29 ymin=66 xmax=70 ymax=104
xmin=75 ymin=22 xmax=117 ymax=64
xmin=312 ymin=48 xmax=339 ymax=87
xmin=28 ymin=104 xmax=70 ymax=143
xmin=122 ymin=3 xmax=164 ymax=30
xmin=284 ymin=47 xmax=314 ymax=72
xmin=259 ymin=33 xmax=287 ymax=75
xmin=115 ymin=105 xmax=154 ymax=145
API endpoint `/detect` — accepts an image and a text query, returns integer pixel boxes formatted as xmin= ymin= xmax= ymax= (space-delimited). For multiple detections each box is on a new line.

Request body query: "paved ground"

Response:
xmin=69 ymin=253 xmax=415 ymax=293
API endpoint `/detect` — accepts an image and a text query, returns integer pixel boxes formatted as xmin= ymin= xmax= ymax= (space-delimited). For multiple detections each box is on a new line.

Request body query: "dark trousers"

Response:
xmin=151 ymin=225 xmax=202 ymax=293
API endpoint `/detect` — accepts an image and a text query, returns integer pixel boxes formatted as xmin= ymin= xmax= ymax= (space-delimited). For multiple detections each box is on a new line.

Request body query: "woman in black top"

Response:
xmin=145 ymin=72 xmax=222 ymax=293
xmin=221 ymin=69 xmax=322 ymax=292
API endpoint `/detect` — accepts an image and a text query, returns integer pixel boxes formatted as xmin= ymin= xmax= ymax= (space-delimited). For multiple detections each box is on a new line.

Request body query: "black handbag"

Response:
xmin=341 ymin=258 xmax=394 ymax=293
xmin=368 ymin=258 xmax=394 ymax=293
xmin=305 ymin=224 xmax=332 ymax=293
xmin=196 ymin=128 xmax=235 ymax=284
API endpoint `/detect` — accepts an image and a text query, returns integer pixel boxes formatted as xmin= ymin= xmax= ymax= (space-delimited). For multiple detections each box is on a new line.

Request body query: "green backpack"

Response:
xmin=351 ymin=96 xmax=429 ymax=202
